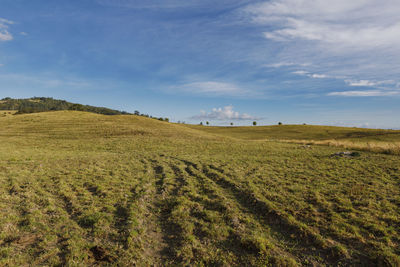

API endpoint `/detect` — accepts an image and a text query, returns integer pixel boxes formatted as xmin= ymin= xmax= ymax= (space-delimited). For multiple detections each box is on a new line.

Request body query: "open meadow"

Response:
xmin=187 ymin=124 xmax=400 ymax=155
xmin=1 ymin=111 xmax=400 ymax=266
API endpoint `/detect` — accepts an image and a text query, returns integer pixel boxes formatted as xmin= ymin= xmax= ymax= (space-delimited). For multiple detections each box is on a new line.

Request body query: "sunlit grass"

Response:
xmin=187 ymin=124 xmax=400 ymax=142
xmin=282 ymin=139 xmax=400 ymax=155
xmin=187 ymin=124 xmax=400 ymax=155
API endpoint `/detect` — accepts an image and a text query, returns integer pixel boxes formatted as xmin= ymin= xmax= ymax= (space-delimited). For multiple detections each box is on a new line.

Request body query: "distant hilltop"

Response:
xmin=0 ymin=97 xmax=170 ymax=122
xmin=0 ymin=97 xmax=130 ymax=116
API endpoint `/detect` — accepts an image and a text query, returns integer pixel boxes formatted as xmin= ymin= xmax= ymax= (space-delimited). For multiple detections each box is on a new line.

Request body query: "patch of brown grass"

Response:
xmin=283 ymin=139 xmax=400 ymax=155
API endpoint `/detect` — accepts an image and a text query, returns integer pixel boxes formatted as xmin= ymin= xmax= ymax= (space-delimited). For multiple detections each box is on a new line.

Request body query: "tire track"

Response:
xmin=150 ymin=159 xmax=187 ymax=264
xmin=13 ymin=175 xmax=87 ymax=266
xmin=48 ymin=176 xmax=82 ymax=222
xmin=83 ymin=183 xmax=106 ymax=198
xmin=56 ymin=234 xmax=69 ymax=267
xmin=173 ymin=157 xmax=341 ymax=264
xmin=113 ymin=183 xmax=146 ymax=249
xmin=207 ymin=163 xmax=380 ymax=265
xmin=166 ymin=159 xmax=229 ymax=265
xmin=168 ymin=163 xmax=188 ymax=196
xmin=44 ymin=176 xmax=110 ymax=265
xmin=27 ymin=176 xmax=80 ymax=266
xmin=171 ymin=157 xmax=300 ymax=265
xmin=153 ymin=164 xmax=166 ymax=195
xmin=111 ymin=158 xmax=166 ymax=265
xmin=201 ymin=163 xmax=351 ymax=265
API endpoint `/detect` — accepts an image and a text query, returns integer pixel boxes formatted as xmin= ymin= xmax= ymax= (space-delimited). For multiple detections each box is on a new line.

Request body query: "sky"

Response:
xmin=1 ymin=0 xmax=399 ymax=128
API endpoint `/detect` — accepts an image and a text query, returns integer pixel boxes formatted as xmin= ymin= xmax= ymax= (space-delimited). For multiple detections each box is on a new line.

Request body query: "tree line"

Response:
xmin=133 ymin=110 xmax=169 ymax=122
xmin=198 ymin=121 xmax=286 ymax=126
xmin=0 ymin=97 xmax=129 ymax=115
xmin=0 ymin=97 xmax=172 ymax=122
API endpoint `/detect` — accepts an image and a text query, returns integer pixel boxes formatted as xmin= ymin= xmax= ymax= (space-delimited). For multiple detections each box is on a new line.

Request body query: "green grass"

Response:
xmin=186 ymin=124 xmax=400 ymax=142
xmin=186 ymin=124 xmax=400 ymax=155
xmin=1 ymin=111 xmax=399 ymax=266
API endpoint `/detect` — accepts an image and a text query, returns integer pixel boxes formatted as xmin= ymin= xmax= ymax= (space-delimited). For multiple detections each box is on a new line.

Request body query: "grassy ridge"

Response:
xmin=0 ymin=112 xmax=399 ymax=266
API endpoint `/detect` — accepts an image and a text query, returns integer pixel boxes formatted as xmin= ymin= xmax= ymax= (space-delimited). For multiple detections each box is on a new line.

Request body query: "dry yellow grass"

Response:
xmin=0 ymin=110 xmax=17 ymax=117
xmin=186 ymin=123 xmax=400 ymax=155
xmin=282 ymin=139 xmax=400 ymax=155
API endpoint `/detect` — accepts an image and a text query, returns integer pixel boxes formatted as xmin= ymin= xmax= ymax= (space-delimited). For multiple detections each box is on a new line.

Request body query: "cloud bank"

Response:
xmin=0 ymin=18 xmax=14 ymax=41
xmin=191 ymin=106 xmax=258 ymax=121
xmin=244 ymin=0 xmax=400 ymax=97
xmin=246 ymin=0 xmax=400 ymax=50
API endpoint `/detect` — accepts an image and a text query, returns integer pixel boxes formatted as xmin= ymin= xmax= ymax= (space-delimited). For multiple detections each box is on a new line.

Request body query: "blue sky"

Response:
xmin=1 ymin=0 xmax=399 ymax=128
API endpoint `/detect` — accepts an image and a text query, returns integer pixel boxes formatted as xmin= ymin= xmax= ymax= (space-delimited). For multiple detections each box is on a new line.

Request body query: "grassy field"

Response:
xmin=0 ymin=110 xmax=17 ymax=117
xmin=1 ymin=111 xmax=399 ymax=266
xmin=187 ymin=124 xmax=400 ymax=155
xmin=186 ymin=124 xmax=400 ymax=142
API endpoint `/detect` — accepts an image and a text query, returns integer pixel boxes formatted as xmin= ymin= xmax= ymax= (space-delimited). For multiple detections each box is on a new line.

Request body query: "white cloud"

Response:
xmin=293 ymin=70 xmax=329 ymax=79
xmin=246 ymin=0 xmax=400 ymax=49
xmin=0 ymin=18 xmax=13 ymax=24
xmin=0 ymin=30 xmax=13 ymax=41
xmin=244 ymin=0 xmax=400 ymax=94
xmin=0 ymin=18 xmax=14 ymax=41
xmin=171 ymin=81 xmax=251 ymax=97
xmin=265 ymin=62 xmax=310 ymax=68
xmin=310 ymin=74 xmax=328 ymax=79
xmin=191 ymin=105 xmax=258 ymax=121
xmin=328 ymin=90 xmax=400 ymax=97
xmin=345 ymin=80 xmax=376 ymax=87
xmin=292 ymin=70 xmax=308 ymax=75
xmin=345 ymin=79 xmax=397 ymax=87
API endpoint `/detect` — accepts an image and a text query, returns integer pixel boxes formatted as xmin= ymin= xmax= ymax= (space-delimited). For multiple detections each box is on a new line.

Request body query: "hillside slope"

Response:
xmin=0 ymin=111 xmax=219 ymax=140
xmin=0 ymin=111 xmax=399 ymax=266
